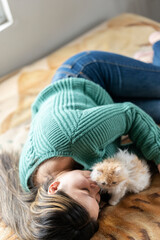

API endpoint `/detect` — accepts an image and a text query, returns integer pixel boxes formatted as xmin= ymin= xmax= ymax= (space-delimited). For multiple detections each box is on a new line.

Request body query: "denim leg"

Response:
xmin=115 ymin=97 xmax=160 ymax=123
xmin=52 ymin=50 xmax=160 ymax=98
xmin=52 ymin=50 xmax=160 ymax=122
xmin=153 ymin=40 xmax=160 ymax=66
xmin=52 ymin=51 xmax=91 ymax=82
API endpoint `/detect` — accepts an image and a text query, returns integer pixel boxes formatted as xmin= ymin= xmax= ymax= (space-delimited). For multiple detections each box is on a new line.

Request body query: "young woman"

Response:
xmin=1 ymin=32 xmax=160 ymax=240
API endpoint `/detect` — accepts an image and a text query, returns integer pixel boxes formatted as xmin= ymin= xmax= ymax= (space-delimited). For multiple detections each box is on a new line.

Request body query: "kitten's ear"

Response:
xmin=114 ymin=167 xmax=121 ymax=175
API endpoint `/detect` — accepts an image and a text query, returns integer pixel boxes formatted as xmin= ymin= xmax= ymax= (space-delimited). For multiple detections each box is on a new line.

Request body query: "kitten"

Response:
xmin=91 ymin=150 xmax=151 ymax=205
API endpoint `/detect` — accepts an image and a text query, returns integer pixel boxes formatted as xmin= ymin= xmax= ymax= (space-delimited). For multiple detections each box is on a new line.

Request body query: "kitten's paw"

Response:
xmin=109 ymin=199 xmax=119 ymax=205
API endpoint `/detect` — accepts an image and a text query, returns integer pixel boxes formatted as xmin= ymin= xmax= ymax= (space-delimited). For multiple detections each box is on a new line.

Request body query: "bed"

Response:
xmin=0 ymin=13 xmax=160 ymax=240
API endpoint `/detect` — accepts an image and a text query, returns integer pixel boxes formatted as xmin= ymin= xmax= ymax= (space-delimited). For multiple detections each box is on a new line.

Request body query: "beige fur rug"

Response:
xmin=0 ymin=13 xmax=160 ymax=240
xmin=92 ymin=174 xmax=160 ymax=240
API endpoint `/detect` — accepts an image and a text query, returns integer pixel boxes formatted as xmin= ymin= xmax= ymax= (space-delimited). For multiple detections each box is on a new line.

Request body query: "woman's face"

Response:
xmin=48 ymin=170 xmax=101 ymax=219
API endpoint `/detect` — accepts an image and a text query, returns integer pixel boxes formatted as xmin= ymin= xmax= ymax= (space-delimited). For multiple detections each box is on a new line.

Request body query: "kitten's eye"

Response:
xmin=112 ymin=181 xmax=117 ymax=184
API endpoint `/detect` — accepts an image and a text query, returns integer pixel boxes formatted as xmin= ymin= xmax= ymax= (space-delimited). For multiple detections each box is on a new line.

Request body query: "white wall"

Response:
xmin=0 ymin=0 xmax=160 ymax=77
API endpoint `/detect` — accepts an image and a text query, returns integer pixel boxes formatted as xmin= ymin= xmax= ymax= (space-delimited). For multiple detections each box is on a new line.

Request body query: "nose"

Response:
xmin=90 ymin=181 xmax=100 ymax=195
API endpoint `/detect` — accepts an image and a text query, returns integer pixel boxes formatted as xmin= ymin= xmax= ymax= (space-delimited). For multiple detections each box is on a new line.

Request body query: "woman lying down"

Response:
xmin=0 ymin=32 xmax=160 ymax=240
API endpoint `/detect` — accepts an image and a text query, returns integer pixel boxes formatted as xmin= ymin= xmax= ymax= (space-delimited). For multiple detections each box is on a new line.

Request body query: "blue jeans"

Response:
xmin=52 ymin=41 xmax=160 ymax=123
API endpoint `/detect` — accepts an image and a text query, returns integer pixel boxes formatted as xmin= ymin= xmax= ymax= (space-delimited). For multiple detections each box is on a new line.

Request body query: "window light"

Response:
xmin=0 ymin=0 xmax=13 ymax=32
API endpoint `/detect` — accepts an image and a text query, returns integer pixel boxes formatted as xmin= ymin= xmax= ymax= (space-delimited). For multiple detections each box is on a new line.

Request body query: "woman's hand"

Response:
xmin=158 ymin=164 xmax=160 ymax=173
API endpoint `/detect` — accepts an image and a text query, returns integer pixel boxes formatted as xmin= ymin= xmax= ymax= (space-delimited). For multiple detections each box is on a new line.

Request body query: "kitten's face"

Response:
xmin=91 ymin=159 xmax=126 ymax=191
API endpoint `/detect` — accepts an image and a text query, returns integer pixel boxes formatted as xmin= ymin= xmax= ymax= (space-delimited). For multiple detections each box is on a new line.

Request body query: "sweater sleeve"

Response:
xmin=72 ymin=102 xmax=160 ymax=165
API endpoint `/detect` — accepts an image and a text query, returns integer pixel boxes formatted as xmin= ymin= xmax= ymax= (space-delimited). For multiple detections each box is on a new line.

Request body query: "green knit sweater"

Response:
xmin=19 ymin=78 xmax=160 ymax=191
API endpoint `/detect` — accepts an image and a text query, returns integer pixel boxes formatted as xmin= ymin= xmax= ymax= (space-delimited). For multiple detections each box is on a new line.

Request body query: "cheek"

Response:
xmin=63 ymin=172 xmax=87 ymax=188
xmin=76 ymin=177 xmax=90 ymax=189
xmin=72 ymin=194 xmax=99 ymax=220
xmin=84 ymin=198 xmax=99 ymax=220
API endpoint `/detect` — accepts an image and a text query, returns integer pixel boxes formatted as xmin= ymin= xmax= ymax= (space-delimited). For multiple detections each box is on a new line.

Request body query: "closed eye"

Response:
xmin=112 ymin=182 xmax=117 ymax=184
xmin=82 ymin=188 xmax=90 ymax=193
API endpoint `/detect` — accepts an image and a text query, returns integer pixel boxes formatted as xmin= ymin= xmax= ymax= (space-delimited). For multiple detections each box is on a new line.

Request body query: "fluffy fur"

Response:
xmin=91 ymin=150 xmax=151 ymax=205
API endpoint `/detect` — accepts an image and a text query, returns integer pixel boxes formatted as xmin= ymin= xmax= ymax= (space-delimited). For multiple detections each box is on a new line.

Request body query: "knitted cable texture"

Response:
xmin=19 ymin=78 xmax=160 ymax=191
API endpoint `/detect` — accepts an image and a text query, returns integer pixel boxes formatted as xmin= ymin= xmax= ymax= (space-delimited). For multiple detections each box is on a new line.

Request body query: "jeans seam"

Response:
xmin=79 ymin=60 xmax=160 ymax=73
xmin=78 ymin=72 xmax=92 ymax=80
xmin=60 ymin=64 xmax=72 ymax=69
xmin=71 ymin=51 xmax=90 ymax=66
xmin=61 ymin=51 xmax=91 ymax=69
xmin=55 ymin=71 xmax=77 ymax=75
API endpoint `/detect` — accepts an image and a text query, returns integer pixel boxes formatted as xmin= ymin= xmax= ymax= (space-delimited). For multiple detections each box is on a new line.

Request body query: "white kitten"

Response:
xmin=91 ymin=150 xmax=151 ymax=205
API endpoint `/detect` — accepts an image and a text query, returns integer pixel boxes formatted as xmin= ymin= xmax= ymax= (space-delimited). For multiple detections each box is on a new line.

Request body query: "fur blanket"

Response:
xmin=92 ymin=173 xmax=160 ymax=240
xmin=0 ymin=13 xmax=160 ymax=240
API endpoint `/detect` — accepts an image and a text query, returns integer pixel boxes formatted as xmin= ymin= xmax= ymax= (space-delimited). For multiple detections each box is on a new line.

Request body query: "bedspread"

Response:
xmin=0 ymin=13 xmax=160 ymax=240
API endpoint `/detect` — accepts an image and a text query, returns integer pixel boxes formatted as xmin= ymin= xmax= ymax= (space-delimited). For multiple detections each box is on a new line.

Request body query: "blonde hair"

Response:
xmin=0 ymin=151 xmax=33 ymax=239
xmin=0 ymin=151 xmax=98 ymax=240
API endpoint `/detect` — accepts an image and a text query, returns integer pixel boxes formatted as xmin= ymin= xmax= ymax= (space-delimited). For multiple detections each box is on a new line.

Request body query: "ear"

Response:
xmin=114 ymin=167 xmax=121 ymax=175
xmin=48 ymin=181 xmax=60 ymax=195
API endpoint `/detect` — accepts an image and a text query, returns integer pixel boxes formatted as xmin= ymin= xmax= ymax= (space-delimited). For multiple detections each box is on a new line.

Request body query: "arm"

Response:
xmin=73 ymin=102 xmax=160 ymax=168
